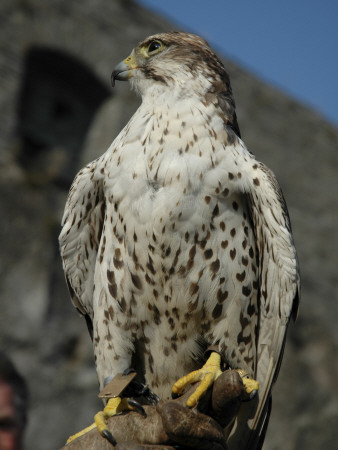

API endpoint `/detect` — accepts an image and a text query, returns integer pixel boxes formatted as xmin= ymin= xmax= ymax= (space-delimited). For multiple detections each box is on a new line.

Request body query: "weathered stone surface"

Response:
xmin=0 ymin=1 xmax=337 ymax=449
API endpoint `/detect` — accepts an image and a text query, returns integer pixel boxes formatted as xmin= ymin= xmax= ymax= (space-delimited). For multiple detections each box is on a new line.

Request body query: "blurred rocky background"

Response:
xmin=0 ymin=1 xmax=337 ymax=449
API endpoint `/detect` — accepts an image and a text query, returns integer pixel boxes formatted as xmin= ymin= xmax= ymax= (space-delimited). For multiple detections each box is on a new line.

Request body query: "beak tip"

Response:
xmin=111 ymin=73 xmax=116 ymax=88
xmin=111 ymin=59 xmax=133 ymax=87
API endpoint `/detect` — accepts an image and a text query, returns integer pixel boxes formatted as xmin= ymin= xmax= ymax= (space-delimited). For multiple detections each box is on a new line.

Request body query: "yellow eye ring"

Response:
xmin=147 ymin=40 xmax=163 ymax=55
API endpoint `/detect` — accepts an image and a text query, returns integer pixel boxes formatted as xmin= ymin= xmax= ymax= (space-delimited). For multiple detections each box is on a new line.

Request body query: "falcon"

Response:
xmin=59 ymin=31 xmax=300 ymax=448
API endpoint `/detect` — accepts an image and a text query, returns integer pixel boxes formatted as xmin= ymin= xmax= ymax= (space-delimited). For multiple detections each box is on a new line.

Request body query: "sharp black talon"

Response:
xmin=101 ymin=429 xmax=117 ymax=445
xmin=241 ymin=389 xmax=258 ymax=402
xmin=136 ymin=383 xmax=159 ymax=405
xmin=127 ymin=399 xmax=147 ymax=417
xmin=123 ymin=380 xmax=159 ymax=406
xmin=146 ymin=389 xmax=160 ymax=406
xmin=119 ymin=369 xmax=160 ymax=406
xmin=171 ymin=392 xmax=179 ymax=399
xmin=249 ymin=389 xmax=258 ymax=400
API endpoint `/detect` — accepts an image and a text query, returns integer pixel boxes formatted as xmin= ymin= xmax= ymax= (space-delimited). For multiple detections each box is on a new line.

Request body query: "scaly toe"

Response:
xmin=236 ymin=369 xmax=259 ymax=396
xmin=172 ymin=352 xmax=223 ymax=408
xmin=172 ymin=369 xmax=201 ymax=397
xmin=186 ymin=372 xmax=215 ymax=407
xmin=94 ymin=396 xmax=131 ymax=443
xmin=66 ymin=396 xmax=137 ymax=445
xmin=66 ymin=423 xmax=96 ymax=443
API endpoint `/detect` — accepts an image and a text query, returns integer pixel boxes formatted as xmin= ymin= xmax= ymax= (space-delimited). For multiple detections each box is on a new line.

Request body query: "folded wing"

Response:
xmin=59 ymin=159 xmax=105 ymax=333
xmin=228 ymin=159 xmax=300 ymax=449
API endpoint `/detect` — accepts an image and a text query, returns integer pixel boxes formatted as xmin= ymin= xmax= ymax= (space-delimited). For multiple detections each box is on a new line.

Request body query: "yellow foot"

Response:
xmin=172 ymin=352 xmax=222 ymax=408
xmin=66 ymin=422 xmax=97 ymax=444
xmin=236 ymin=369 xmax=259 ymax=398
xmin=95 ymin=397 xmax=133 ymax=445
xmin=67 ymin=396 xmax=144 ymax=445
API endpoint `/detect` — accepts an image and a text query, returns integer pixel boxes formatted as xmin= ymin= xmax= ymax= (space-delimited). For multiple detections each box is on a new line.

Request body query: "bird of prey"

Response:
xmin=59 ymin=31 xmax=300 ymax=448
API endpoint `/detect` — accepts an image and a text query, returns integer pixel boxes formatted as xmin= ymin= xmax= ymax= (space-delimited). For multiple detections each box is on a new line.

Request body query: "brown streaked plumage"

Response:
xmin=59 ymin=31 xmax=300 ymax=448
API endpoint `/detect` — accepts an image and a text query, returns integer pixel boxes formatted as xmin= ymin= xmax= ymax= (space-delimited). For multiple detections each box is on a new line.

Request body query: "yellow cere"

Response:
xmin=123 ymin=55 xmax=138 ymax=69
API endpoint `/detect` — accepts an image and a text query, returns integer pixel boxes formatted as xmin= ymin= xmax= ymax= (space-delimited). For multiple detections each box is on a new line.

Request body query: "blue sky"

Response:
xmin=137 ymin=0 xmax=338 ymax=126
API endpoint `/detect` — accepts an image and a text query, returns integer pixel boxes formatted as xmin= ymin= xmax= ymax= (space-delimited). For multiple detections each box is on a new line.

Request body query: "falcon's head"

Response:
xmin=112 ymin=31 xmax=240 ymax=136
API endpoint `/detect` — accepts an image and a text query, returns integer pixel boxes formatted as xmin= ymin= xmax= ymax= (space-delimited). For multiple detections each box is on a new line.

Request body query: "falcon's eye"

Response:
xmin=147 ymin=40 xmax=163 ymax=55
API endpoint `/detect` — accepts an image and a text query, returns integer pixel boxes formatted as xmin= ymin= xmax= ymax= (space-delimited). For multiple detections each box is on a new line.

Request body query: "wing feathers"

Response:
xmin=59 ymin=159 xmax=104 ymax=317
xmin=228 ymin=156 xmax=300 ymax=449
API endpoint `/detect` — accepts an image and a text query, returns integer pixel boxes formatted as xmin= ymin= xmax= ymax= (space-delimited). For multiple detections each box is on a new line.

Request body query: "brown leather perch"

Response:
xmin=60 ymin=370 xmax=248 ymax=450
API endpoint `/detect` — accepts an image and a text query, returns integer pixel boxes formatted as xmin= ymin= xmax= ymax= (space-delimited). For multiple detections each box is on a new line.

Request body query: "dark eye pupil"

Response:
xmin=148 ymin=41 xmax=161 ymax=53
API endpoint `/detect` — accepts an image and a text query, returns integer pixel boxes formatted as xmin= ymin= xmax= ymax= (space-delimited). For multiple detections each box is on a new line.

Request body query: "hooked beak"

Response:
xmin=111 ymin=55 xmax=138 ymax=87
